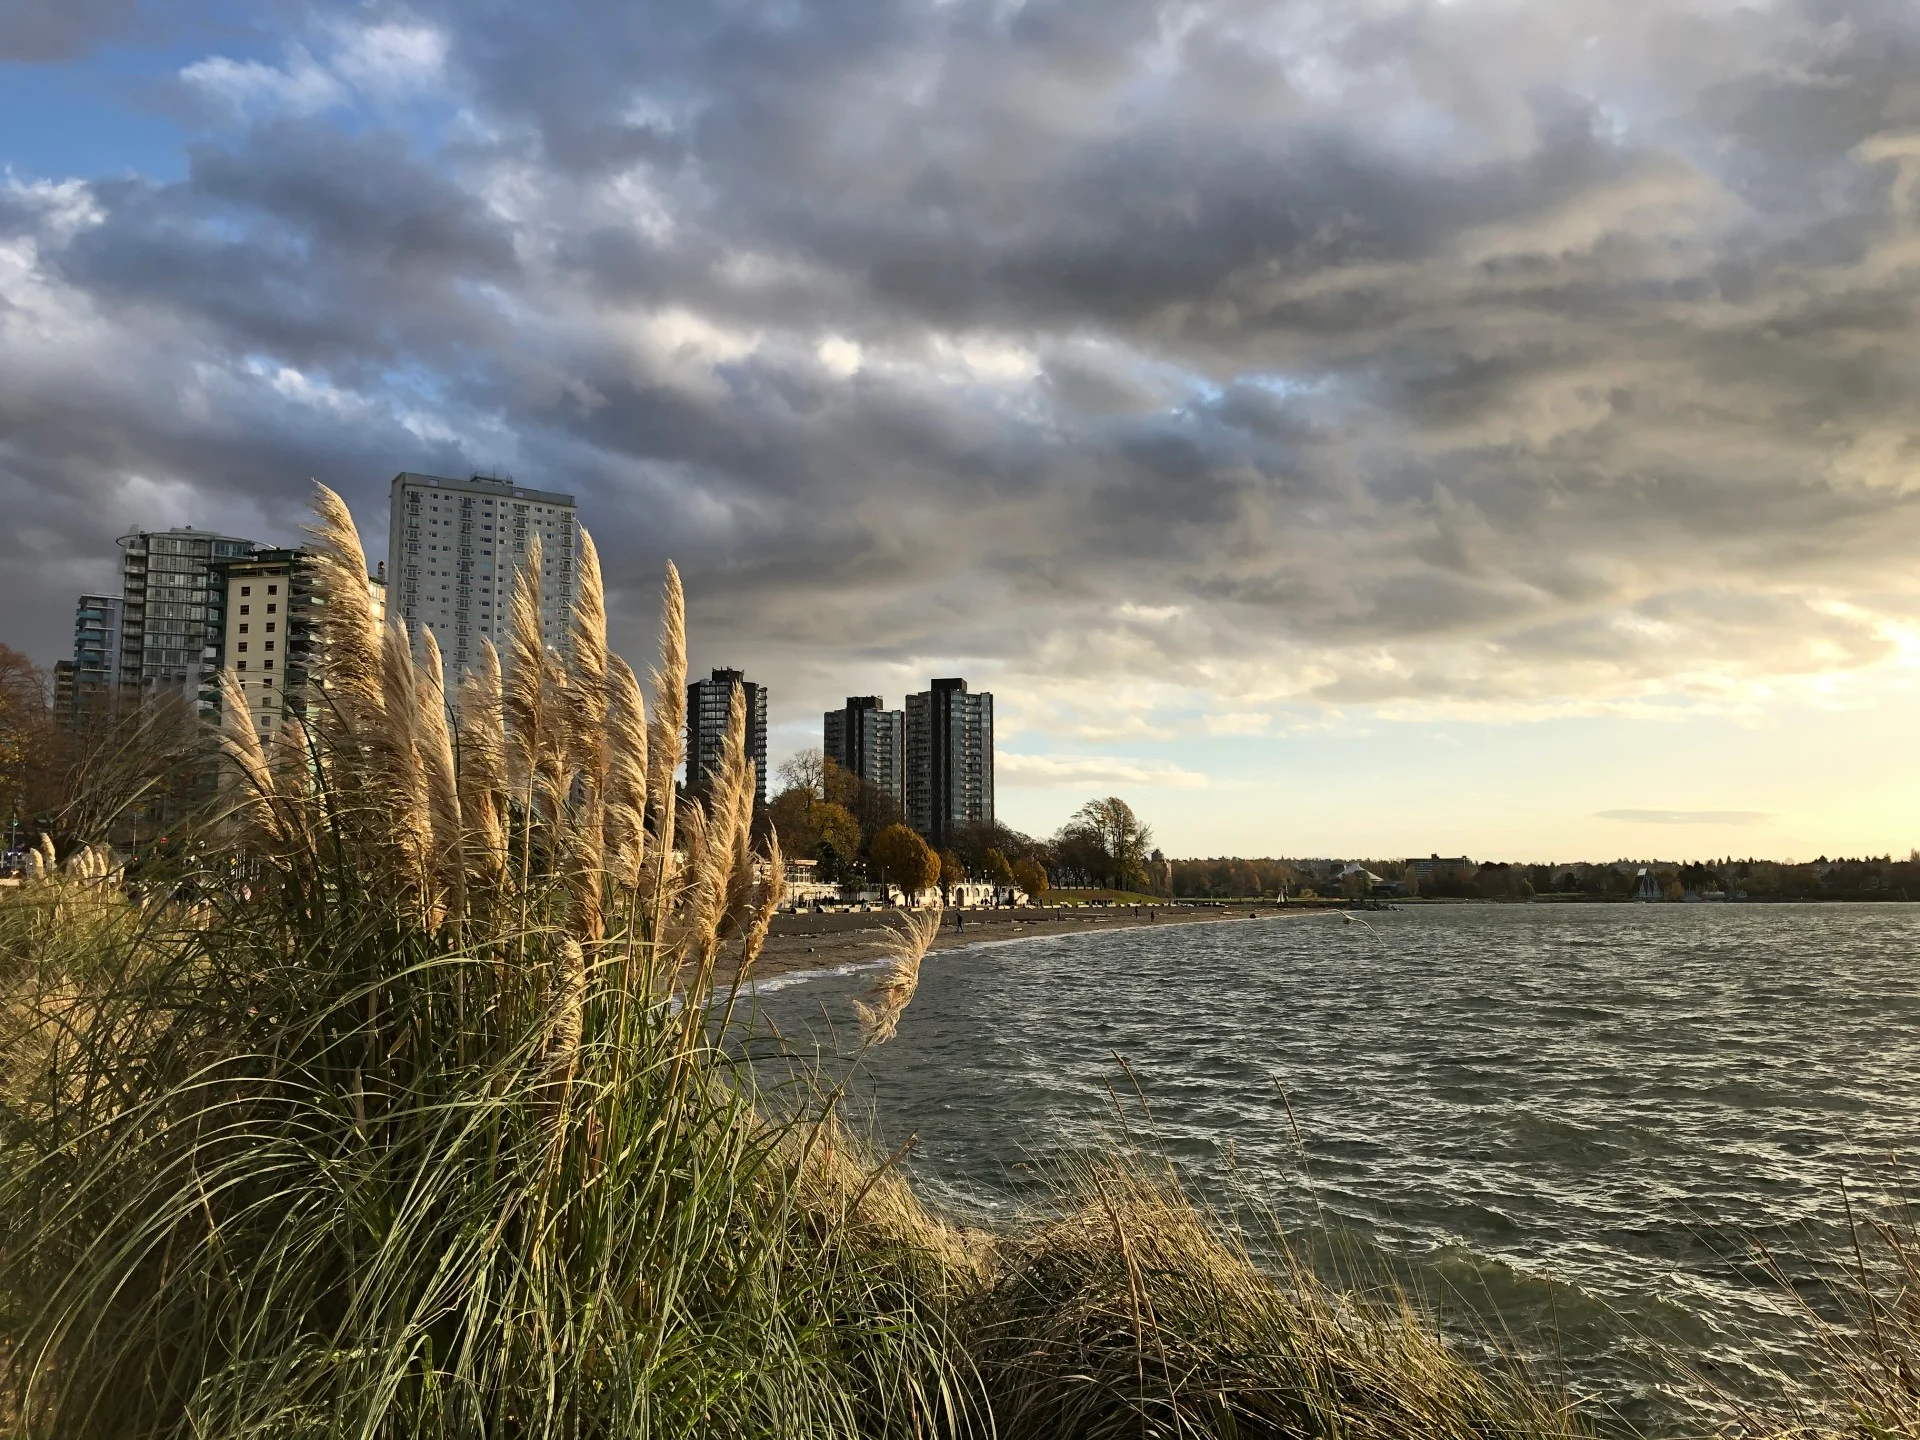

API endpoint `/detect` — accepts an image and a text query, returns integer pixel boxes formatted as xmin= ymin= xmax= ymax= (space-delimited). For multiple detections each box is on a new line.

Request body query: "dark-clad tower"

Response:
xmin=823 ymin=696 xmax=904 ymax=806
xmin=687 ymin=668 xmax=769 ymax=807
xmin=904 ymin=678 xmax=993 ymax=846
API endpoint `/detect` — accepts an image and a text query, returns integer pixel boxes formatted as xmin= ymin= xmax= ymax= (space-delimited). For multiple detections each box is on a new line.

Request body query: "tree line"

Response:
xmin=0 ymin=643 xmax=219 ymax=869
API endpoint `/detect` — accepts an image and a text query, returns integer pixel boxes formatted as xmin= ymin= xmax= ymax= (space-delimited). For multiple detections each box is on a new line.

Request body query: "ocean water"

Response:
xmin=748 ymin=903 xmax=1920 ymax=1428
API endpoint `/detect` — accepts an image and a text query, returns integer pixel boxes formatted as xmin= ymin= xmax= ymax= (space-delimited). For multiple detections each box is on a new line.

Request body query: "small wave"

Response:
xmin=748 ymin=901 xmax=1920 ymax=1425
xmin=747 ymin=958 xmax=894 ymax=994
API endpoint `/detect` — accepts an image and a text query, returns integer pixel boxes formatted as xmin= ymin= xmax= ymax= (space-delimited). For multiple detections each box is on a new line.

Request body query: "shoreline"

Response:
xmin=705 ymin=901 xmax=1326 ymax=993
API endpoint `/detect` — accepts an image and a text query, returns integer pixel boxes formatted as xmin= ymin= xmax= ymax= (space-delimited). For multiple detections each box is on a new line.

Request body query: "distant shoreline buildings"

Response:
xmin=46 ymin=474 xmax=1006 ymax=840
xmin=57 ymin=525 xmax=386 ymax=732
xmin=826 ymin=678 xmax=994 ymax=847
xmin=49 ymin=472 xmax=983 ymax=829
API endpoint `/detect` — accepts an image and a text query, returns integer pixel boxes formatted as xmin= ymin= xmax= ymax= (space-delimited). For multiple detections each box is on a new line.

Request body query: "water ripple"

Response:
xmin=754 ymin=904 xmax=1920 ymax=1428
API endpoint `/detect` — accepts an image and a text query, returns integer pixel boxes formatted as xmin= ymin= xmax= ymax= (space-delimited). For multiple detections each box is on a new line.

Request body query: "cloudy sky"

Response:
xmin=5 ymin=0 xmax=1920 ymax=860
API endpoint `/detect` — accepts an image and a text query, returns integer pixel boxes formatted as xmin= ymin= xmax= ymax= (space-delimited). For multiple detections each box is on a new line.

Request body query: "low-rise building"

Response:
xmin=1405 ymin=854 xmax=1475 ymax=893
xmin=209 ymin=550 xmax=316 ymax=735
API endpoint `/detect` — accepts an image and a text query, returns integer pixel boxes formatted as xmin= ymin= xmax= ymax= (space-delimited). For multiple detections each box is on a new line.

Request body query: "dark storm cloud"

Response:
xmin=53 ymin=124 xmax=520 ymax=367
xmin=0 ymin=0 xmax=139 ymax=62
xmin=7 ymin=0 xmax=1920 ymax=733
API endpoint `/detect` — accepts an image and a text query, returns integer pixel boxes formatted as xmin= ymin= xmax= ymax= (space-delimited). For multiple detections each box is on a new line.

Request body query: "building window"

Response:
xmin=239 ymin=604 xmax=249 ymax=615
xmin=268 ymin=585 xmax=277 ymax=596
xmin=263 ymin=660 xmax=274 ymax=670
xmin=265 ymin=622 xmax=275 ymax=633
xmin=239 ymin=624 xmax=248 ymax=634
xmin=238 ymin=642 xmax=248 ymax=653
xmin=236 ymin=661 xmax=247 ymax=671
xmin=241 ymin=586 xmax=251 ymax=597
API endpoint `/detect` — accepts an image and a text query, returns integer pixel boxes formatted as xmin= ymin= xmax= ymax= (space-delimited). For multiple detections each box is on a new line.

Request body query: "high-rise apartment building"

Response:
xmin=209 ymin=550 xmax=317 ymax=736
xmin=823 ymin=696 xmax=905 ymax=806
xmin=117 ymin=528 xmax=266 ymax=708
xmin=904 ymin=678 xmax=993 ymax=846
xmin=72 ymin=593 xmax=124 ymax=712
xmin=386 ymin=472 xmax=577 ymax=675
xmin=687 ymin=668 xmax=769 ymax=808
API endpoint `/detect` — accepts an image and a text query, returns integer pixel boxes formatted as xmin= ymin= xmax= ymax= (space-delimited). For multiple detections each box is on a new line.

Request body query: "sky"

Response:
xmin=5 ymin=0 xmax=1920 ymax=861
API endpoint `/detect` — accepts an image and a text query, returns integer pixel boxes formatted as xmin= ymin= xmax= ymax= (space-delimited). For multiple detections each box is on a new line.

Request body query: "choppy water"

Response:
xmin=749 ymin=904 xmax=1920 ymax=1429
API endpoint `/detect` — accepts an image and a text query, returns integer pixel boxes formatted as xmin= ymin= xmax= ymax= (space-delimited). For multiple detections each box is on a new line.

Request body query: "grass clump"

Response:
xmin=2 ymin=484 xmax=1595 ymax=1440
xmin=973 ymin=1161 xmax=1579 ymax=1440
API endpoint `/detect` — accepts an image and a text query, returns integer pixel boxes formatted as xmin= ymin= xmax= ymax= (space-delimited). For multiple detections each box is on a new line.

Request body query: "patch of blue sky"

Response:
xmin=1234 ymin=370 xmax=1324 ymax=398
xmin=1164 ymin=368 xmax=1223 ymax=410
xmin=374 ymin=359 xmax=464 ymax=411
xmin=0 ymin=2 xmax=276 ymax=182
xmin=0 ymin=57 xmax=191 ymax=182
xmin=2 ymin=11 xmax=466 ymax=193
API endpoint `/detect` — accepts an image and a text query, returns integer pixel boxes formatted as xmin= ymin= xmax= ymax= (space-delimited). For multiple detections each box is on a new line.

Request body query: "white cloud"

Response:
xmin=177 ymin=21 xmax=444 ymax=124
xmin=330 ymin=22 xmax=447 ymax=96
xmin=1596 ymin=809 xmax=1772 ymax=826
xmin=998 ymin=753 xmax=1210 ymax=789
xmin=1203 ymin=712 xmax=1272 ymax=736
xmin=817 ymin=335 xmax=863 ymax=376
xmin=179 ymin=48 xmax=346 ymax=118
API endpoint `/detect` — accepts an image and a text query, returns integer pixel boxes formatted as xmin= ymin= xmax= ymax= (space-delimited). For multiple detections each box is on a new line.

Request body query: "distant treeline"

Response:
xmin=1167 ymin=854 xmax=1920 ymax=902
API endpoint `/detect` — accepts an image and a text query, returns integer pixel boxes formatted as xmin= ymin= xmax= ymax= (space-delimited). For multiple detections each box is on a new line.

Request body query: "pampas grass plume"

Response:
xmin=378 ymin=619 xmax=432 ymax=898
xmin=852 ymin=905 xmax=941 ymax=1047
xmin=569 ymin=529 xmax=609 ymax=784
xmin=304 ymin=483 xmax=384 ymax=733
xmin=415 ymin=628 xmax=464 ymax=927
xmin=603 ymin=655 xmax=649 ymax=890
xmin=216 ymin=668 xmax=282 ymax=850
xmin=647 ymin=563 xmax=685 ymax=851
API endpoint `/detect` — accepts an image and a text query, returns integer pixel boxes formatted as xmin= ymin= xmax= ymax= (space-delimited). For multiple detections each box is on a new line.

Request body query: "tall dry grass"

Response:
xmin=0 ymin=483 xmax=1638 ymax=1440
xmin=0 ymin=485 xmax=976 ymax=1439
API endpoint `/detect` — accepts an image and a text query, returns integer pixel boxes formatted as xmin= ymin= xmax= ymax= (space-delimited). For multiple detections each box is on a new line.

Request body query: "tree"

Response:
xmin=766 ymin=786 xmax=820 ymax=857
xmin=1053 ymin=796 xmax=1154 ymax=891
xmin=814 ymin=802 xmax=861 ymax=879
xmin=1012 ymin=856 xmax=1049 ymax=899
xmin=939 ymin=848 xmax=966 ymax=902
xmin=983 ymin=847 xmax=1016 ymax=889
xmin=769 ymin=774 xmax=864 ymax=881
xmin=0 ymin=644 xmax=64 ymax=849
xmin=949 ymin=818 xmax=1039 ymax=876
xmin=776 ymin=747 xmax=828 ymax=801
xmin=784 ymin=747 xmax=909 ymax=857
xmin=1050 ymin=825 xmax=1109 ymax=888
xmin=870 ymin=823 xmax=939 ymax=902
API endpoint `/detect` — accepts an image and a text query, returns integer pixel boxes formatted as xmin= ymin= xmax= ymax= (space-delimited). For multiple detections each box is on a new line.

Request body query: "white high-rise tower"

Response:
xmin=386 ymin=472 xmax=578 ymax=674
